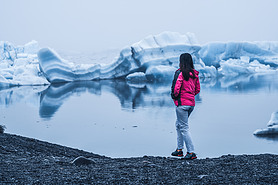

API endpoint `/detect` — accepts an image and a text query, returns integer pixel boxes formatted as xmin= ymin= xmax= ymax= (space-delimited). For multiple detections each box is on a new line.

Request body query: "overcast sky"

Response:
xmin=1 ymin=0 xmax=278 ymax=52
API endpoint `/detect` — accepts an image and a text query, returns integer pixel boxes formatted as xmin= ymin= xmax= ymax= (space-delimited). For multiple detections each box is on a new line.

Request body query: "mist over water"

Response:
xmin=1 ymin=73 xmax=278 ymax=158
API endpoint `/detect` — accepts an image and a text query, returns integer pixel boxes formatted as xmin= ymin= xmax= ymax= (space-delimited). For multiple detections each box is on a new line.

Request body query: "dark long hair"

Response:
xmin=179 ymin=53 xmax=196 ymax=81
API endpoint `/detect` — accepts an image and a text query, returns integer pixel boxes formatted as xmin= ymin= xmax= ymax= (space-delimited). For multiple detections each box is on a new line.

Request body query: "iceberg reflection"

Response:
xmin=254 ymin=134 xmax=278 ymax=141
xmin=0 ymin=73 xmax=278 ymax=120
xmin=39 ymin=81 xmax=101 ymax=119
xmin=201 ymin=73 xmax=278 ymax=93
xmin=39 ymin=80 xmax=176 ymax=119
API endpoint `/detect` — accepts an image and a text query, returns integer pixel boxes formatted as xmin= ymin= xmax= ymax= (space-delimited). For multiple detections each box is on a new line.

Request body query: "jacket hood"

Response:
xmin=190 ymin=69 xmax=199 ymax=77
xmin=193 ymin=69 xmax=199 ymax=76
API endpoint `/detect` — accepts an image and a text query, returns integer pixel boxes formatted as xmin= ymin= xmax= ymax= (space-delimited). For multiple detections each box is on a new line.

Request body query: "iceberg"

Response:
xmin=254 ymin=111 xmax=278 ymax=136
xmin=1 ymin=31 xmax=278 ymax=86
xmin=38 ymin=32 xmax=278 ymax=84
xmin=218 ymin=57 xmax=277 ymax=76
xmin=200 ymin=41 xmax=278 ymax=68
xmin=0 ymin=40 xmax=49 ymax=87
xmin=38 ymin=31 xmax=207 ymax=83
xmin=38 ymin=48 xmax=101 ymax=82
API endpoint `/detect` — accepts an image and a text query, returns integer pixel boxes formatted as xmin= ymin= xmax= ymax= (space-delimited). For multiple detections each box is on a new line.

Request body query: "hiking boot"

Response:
xmin=184 ymin=152 xmax=197 ymax=160
xmin=171 ymin=149 xmax=183 ymax=157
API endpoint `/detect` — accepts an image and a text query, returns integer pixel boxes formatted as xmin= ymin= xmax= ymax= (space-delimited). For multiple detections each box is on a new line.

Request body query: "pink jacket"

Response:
xmin=172 ymin=69 xmax=200 ymax=106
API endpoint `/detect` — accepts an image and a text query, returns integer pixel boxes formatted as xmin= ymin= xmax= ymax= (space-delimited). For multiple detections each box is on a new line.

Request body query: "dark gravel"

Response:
xmin=0 ymin=133 xmax=278 ymax=184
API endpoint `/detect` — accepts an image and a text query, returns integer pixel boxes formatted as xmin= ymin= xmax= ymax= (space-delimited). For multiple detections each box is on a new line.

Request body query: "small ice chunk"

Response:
xmin=267 ymin=111 xmax=278 ymax=127
xmin=126 ymin=72 xmax=147 ymax=83
xmin=254 ymin=125 xmax=278 ymax=135
xmin=254 ymin=111 xmax=278 ymax=135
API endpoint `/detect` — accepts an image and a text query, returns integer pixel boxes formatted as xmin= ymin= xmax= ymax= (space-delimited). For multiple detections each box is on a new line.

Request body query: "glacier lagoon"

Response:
xmin=1 ymin=31 xmax=278 ymax=158
xmin=1 ymin=73 xmax=278 ymax=158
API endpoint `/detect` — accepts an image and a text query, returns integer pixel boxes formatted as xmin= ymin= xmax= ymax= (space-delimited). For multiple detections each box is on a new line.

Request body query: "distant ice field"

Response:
xmin=1 ymin=32 xmax=278 ymax=86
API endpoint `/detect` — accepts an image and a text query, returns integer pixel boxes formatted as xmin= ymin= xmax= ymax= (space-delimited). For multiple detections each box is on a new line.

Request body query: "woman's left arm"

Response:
xmin=174 ymin=73 xmax=183 ymax=97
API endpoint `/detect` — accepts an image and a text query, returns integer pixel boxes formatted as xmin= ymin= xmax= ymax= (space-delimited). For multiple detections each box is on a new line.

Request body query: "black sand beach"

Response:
xmin=0 ymin=132 xmax=278 ymax=184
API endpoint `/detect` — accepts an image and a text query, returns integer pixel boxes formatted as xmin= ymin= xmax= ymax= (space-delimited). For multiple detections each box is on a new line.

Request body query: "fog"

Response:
xmin=0 ymin=0 xmax=278 ymax=52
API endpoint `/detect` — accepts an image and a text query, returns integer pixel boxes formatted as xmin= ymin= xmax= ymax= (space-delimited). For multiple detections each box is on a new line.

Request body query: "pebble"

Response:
xmin=0 ymin=125 xmax=6 ymax=134
xmin=71 ymin=156 xmax=95 ymax=165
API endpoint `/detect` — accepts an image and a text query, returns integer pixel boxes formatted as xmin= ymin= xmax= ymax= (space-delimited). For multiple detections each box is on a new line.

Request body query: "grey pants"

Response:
xmin=175 ymin=105 xmax=195 ymax=153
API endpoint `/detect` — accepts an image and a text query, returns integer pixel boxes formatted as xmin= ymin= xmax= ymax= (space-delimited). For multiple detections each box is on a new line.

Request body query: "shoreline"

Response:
xmin=1 ymin=133 xmax=278 ymax=184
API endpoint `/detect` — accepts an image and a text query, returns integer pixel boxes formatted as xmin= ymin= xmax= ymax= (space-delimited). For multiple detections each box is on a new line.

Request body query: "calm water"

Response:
xmin=1 ymin=73 xmax=278 ymax=158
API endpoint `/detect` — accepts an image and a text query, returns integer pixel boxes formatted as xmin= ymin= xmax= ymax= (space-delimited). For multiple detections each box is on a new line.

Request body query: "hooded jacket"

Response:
xmin=171 ymin=69 xmax=200 ymax=106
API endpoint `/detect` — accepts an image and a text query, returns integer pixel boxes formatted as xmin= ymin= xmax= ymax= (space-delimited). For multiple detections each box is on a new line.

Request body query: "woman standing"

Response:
xmin=171 ymin=53 xmax=200 ymax=160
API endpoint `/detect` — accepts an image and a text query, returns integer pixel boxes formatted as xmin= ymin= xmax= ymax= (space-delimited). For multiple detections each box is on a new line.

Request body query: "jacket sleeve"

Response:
xmin=174 ymin=73 xmax=183 ymax=97
xmin=195 ymin=76 xmax=200 ymax=95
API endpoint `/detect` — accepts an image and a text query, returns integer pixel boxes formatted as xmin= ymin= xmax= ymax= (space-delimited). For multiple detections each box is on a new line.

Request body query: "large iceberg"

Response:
xmin=1 ymin=31 xmax=278 ymax=86
xmin=37 ymin=31 xmax=208 ymax=82
xmin=36 ymin=32 xmax=278 ymax=83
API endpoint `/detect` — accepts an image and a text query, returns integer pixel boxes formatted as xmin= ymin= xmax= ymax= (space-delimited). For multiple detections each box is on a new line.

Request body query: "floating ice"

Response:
xmin=38 ymin=32 xmax=205 ymax=82
xmin=218 ymin=57 xmax=277 ymax=76
xmin=1 ymin=32 xmax=278 ymax=86
xmin=38 ymin=32 xmax=278 ymax=83
xmin=126 ymin=72 xmax=147 ymax=83
xmin=0 ymin=40 xmax=49 ymax=86
xmin=130 ymin=31 xmax=201 ymax=69
xmin=38 ymin=48 xmax=101 ymax=82
xmin=253 ymin=125 xmax=278 ymax=136
xmin=200 ymin=41 xmax=278 ymax=68
xmin=254 ymin=111 xmax=278 ymax=135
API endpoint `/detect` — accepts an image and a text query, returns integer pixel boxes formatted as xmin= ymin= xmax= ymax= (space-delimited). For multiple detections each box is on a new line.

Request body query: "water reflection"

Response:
xmin=1 ymin=73 xmax=278 ymax=120
xmin=254 ymin=134 xmax=278 ymax=141
xmin=201 ymin=73 xmax=278 ymax=93
xmin=39 ymin=80 xmax=175 ymax=118
xmin=39 ymin=81 xmax=101 ymax=119
xmin=0 ymin=85 xmax=47 ymax=108
xmin=1 ymin=73 xmax=278 ymax=158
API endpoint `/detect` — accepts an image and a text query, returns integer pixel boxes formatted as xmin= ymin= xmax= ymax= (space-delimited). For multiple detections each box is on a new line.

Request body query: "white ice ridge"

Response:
xmin=38 ymin=31 xmax=205 ymax=82
xmin=254 ymin=111 xmax=278 ymax=135
xmin=1 ymin=31 xmax=278 ymax=85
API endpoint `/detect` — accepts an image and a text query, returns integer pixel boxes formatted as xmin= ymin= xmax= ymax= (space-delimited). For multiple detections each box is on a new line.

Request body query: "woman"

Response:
xmin=171 ymin=53 xmax=200 ymax=160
